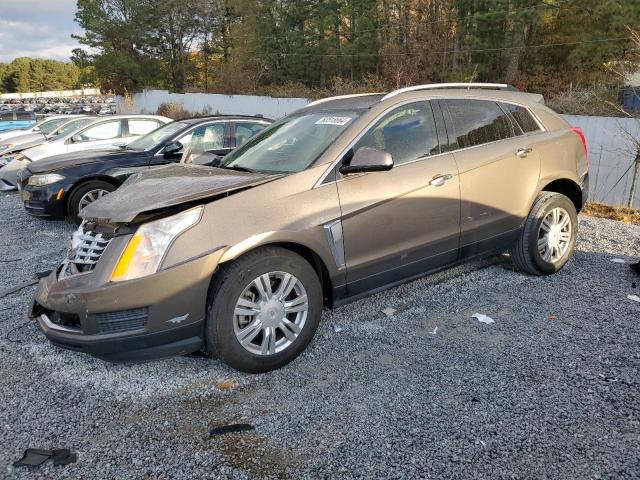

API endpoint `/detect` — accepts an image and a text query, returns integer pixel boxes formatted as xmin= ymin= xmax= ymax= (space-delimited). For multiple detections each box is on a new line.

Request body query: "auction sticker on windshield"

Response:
xmin=315 ymin=116 xmax=353 ymax=126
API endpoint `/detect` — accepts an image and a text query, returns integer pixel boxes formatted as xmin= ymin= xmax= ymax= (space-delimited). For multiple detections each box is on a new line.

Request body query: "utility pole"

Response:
xmin=628 ymin=146 xmax=640 ymax=208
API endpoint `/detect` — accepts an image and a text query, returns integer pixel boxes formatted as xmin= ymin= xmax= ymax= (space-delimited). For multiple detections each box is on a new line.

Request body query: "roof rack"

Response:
xmin=305 ymin=93 xmax=384 ymax=108
xmin=381 ymin=83 xmax=511 ymax=101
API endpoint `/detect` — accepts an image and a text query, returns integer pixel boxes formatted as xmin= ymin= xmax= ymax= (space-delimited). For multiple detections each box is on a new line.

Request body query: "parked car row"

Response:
xmin=16 ymin=115 xmax=271 ymax=221
xmin=10 ymin=84 xmax=589 ymax=373
xmin=0 ymin=115 xmax=171 ymax=191
xmin=1 ymin=96 xmax=116 ymax=115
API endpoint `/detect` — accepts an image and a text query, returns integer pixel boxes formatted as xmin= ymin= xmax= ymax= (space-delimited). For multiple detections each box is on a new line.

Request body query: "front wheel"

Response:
xmin=206 ymin=247 xmax=323 ymax=373
xmin=510 ymin=192 xmax=578 ymax=275
xmin=67 ymin=180 xmax=116 ymax=224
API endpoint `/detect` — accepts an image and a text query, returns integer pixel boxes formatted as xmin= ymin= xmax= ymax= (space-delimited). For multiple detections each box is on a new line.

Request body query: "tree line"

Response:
xmin=6 ymin=1 xmax=640 ymax=97
xmin=0 ymin=58 xmax=86 ymax=94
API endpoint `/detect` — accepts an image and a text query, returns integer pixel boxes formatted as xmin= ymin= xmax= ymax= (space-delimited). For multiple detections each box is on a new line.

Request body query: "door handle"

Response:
xmin=516 ymin=147 xmax=533 ymax=158
xmin=430 ymin=174 xmax=453 ymax=187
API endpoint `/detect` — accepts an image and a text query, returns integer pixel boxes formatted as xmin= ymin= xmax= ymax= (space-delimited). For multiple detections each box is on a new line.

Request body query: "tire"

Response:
xmin=206 ymin=247 xmax=323 ymax=373
xmin=510 ymin=192 xmax=578 ymax=275
xmin=67 ymin=180 xmax=116 ymax=224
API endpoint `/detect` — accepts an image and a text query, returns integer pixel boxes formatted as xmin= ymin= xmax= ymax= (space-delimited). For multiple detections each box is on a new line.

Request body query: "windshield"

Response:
xmin=219 ymin=112 xmax=360 ymax=173
xmin=37 ymin=117 xmax=72 ymax=135
xmin=127 ymin=121 xmax=186 ymax=151
xmin=52 ymin=117 xmax=96 ymax=137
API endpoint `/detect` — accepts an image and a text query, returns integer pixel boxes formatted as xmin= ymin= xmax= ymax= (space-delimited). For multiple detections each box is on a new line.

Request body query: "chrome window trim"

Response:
xmin=314 ymin=95 xmax=548 ymax=188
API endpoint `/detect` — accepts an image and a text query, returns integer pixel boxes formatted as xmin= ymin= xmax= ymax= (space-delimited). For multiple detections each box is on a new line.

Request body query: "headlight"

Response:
xmin=0 ymin=144 xmax=13 ymax=151
xmin=27 ymin=173 xmax=66 ymax=187
xmin=111 ymin=206 xmax=203 ymax=282
xmin=13 ymin=153 xmax=29 ymax=163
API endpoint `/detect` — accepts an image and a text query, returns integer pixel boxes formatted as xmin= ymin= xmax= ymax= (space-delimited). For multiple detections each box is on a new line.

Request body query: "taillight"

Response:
xmin=571 ymin=127 xmax=588 ymax=163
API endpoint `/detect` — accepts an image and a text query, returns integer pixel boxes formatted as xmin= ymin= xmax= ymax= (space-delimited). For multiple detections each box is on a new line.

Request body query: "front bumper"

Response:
xmin=31 ymin=247 xmax=226 ymax=362
xmin=0 ymin=158 xmax=25 ymax=191
xmin=18 ymin=170 xmax=69 ymax=219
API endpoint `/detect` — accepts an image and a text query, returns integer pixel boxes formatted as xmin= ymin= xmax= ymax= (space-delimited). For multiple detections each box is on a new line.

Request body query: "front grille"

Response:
xmin=64 ymin=228 xmax=113 ymax=275
xmin=90 ymin=308 xmax=148 ymax=334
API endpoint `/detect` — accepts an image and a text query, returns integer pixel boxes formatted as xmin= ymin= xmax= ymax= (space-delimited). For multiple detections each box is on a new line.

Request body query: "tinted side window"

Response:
xmin=0 ymin=112 xmax=14 ymax=121
xmin=445 ymin=99 xmax=515 ymax=148
xmin=235 ymin=122 xmax=267 ymax=147
xmin=190 ymin=123 xmax=225 ymax=150
xmin=501 ymin=103 xmax=542 ymax=133
xmin=354 ymin=101 xmax=439 ymax=166
xmin=15 ymin=111 xmax=35 ymax=121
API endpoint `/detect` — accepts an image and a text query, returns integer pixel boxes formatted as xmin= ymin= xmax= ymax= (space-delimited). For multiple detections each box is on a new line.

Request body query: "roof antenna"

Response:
xmin=468 ymin=65 xmax=479 ymax=90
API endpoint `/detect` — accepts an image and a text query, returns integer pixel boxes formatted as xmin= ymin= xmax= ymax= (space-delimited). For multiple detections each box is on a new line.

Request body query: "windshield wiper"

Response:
xmin=224 ymin=165 xmax=256 ymax=173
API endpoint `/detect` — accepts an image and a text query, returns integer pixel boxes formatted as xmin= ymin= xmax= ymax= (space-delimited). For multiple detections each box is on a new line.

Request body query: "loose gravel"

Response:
xmin=0 ymin=191 xmax=639 ymax=479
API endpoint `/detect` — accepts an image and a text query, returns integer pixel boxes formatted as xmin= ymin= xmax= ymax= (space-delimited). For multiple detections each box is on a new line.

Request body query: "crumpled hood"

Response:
xmin=81 ymin=164 xmax=281 ymax=223
xmin=28 ymin=149 xmax=139 ymax=173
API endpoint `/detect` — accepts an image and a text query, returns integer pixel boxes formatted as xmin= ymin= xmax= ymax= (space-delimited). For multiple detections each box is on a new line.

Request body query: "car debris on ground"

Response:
xmin=13 ymin=448 xmax=77 ymax=468
xmin=472 ymin=313 xmax=495 ymax=324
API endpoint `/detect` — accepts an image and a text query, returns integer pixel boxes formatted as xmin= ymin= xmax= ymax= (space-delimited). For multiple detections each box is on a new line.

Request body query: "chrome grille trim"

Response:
xmin=72 ymin=232 xmax=111 ymax=266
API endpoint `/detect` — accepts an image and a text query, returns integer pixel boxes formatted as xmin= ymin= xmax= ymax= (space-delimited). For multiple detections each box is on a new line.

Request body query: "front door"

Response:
xmin=337 ymin=101 xmax=461 ymax=297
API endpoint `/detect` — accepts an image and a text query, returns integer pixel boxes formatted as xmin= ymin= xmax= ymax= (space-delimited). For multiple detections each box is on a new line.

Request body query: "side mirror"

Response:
xmin=339 ymin=147 xmax=394 ymax=175
xmin=163 ymin=141 xmax=183 ymax=155
xmin=71 ymin=134 xmax=83 ymax=143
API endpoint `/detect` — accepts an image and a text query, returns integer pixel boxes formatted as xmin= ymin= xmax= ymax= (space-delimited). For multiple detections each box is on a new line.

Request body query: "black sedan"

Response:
xmin=17 ymin=115 xmax=271 ymax=222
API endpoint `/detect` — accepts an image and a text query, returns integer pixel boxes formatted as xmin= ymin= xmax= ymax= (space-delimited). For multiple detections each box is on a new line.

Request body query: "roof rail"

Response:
xmin=381 ymin=83 xmax=511 ymax=101
xmin=305 ymin=93 xmax=384 ymax=108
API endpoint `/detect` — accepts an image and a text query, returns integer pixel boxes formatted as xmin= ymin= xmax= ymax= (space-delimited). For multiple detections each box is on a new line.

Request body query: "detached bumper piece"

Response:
xmin=13 ymin=448 xmax=77 ymax=468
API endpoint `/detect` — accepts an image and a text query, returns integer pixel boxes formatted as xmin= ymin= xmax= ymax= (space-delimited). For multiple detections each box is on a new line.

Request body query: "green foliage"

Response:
xmin=19 ymin=0 xmax=635 ymax=97
xmin=0 ymin=58 xmax=82 ymax=93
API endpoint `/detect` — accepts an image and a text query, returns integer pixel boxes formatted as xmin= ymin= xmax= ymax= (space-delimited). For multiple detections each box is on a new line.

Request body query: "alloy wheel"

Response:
xmin=233 ymin=271 xmax=309 ymax=356
xmin=78 ymin=189 xmax=110 ymax=209
xmin=538 ymin=207 xmax=572 ymax=263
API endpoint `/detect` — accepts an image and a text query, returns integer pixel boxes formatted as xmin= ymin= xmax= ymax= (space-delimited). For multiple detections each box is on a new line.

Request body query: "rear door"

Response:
xmin=443 ymin=99 xmax=541 ymax=256
xmin=337 ymin=100 xmax=461 ymax=296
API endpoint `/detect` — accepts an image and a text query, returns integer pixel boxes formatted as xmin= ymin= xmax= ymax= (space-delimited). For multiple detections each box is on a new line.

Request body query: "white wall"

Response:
xmin=117 ymin=89 xmax=310 ymax=119
xmin=562 ymin=115 xmax=640 ymax=208
xmin=0 ymin=88 xmax=102 ymax=100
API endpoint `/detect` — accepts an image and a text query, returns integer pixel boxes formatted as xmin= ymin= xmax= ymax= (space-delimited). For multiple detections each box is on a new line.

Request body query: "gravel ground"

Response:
xmin=0 ymin=191 xmax=639 ymax=479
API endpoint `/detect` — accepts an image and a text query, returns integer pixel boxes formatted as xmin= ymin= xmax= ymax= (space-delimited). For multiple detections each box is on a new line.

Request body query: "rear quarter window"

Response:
xmin=445 ymin=99 xmax=515 ymax=148
xmin=501 ymin=103 xmax=542 ymax=133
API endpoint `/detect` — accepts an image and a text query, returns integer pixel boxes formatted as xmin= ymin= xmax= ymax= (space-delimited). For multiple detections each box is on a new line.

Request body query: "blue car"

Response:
xmin=0 ymin=110 xmax=36 ymax=132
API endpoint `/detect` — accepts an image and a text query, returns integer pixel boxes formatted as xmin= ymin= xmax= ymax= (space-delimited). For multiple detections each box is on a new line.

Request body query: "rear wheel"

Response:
xmin=67 ymin=180 xmax=115 ymax=224
xmin=206 ymin=247 xmax=323 ymax=373
xmin=510 ymin=192 xmax=578 ymax=275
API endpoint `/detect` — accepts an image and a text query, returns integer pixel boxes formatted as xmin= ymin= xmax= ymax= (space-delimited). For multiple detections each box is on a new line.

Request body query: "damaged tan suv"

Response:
xmin=32 ymin=84 xmax=589 ymax=372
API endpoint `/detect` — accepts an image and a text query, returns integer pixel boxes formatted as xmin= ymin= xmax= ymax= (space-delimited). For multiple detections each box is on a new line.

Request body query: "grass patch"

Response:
xmin=582 ymin=202 xmax=640 ymax=224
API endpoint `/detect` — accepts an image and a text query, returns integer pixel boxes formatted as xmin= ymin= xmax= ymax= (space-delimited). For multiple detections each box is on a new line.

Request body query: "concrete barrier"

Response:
xmin=117 ymin=89 xmax=309 ymax=119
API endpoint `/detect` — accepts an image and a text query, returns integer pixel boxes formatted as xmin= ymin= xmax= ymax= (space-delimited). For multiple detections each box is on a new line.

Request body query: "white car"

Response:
xmin=19 ymin=115 xmax=172 ymax=162
xmin=0 ymin=116 xmax=86 ymax=158
xmin=0 ymin=115 xmax=78 ymax=144
xmin=0 ymin=115 xmax=171 ymax=190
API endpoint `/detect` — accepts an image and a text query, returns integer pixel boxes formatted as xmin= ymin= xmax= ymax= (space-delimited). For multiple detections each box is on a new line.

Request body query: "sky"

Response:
xmin=0 ymin=0 xmax=81 ymax=63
